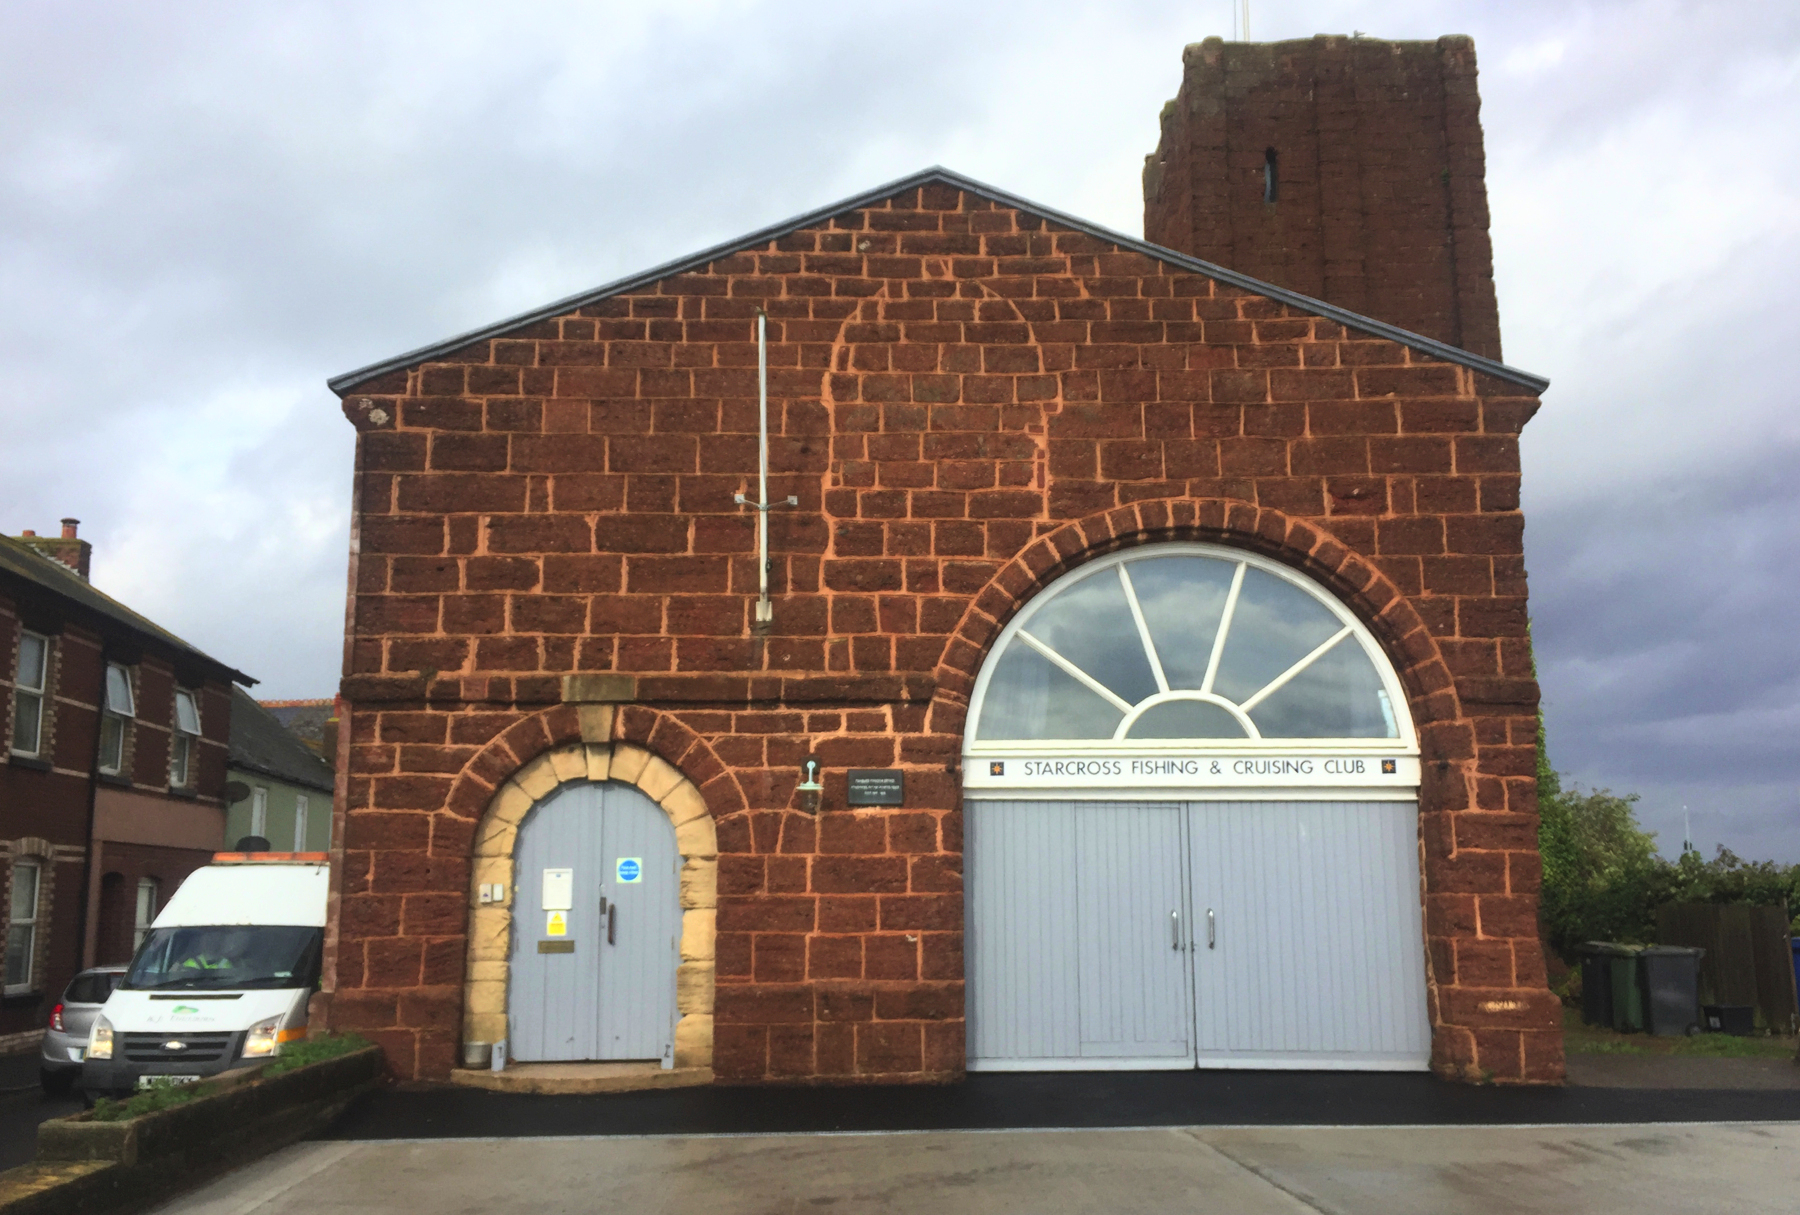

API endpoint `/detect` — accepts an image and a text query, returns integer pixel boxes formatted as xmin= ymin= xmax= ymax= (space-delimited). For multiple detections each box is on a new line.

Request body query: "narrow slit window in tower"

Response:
xmin=1263 ymin=148 xmax=1279 ymax=203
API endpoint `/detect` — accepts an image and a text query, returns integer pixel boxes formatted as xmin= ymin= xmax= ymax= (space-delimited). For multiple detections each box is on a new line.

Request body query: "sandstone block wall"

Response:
xmin=328 ymin=181 xmax=1559 ymax=1085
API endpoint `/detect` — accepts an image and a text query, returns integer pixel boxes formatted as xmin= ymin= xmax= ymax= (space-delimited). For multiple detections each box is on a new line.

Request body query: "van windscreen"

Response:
xmin=124 ymin=926 xmax=322 ymax=991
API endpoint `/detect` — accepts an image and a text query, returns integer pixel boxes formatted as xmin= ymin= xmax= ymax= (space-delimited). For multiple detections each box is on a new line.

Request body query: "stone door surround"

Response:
xmin=463 ymin=705 xmax=717 ymax=1071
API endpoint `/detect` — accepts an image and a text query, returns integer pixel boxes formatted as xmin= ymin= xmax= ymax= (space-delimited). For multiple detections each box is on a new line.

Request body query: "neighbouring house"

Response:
xmin=320 ymin=35 xmax=1559 ymax=1087
xmin=258 ymin=698 xmax=338 ymax=761
xmin=226 ymin=689 xmax=335 ymax=852
xmin=1 ymin=521 xmax=251 ymax=1047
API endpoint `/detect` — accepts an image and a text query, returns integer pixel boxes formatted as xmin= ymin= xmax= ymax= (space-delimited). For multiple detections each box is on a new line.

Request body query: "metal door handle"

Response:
xmin=607 ymin=904 xmax=617 ymax=946
xmin=1170 ymin=909 xmax=1180 ymax=951
xmin=1207 ymin=908 xmax=1215 ymax=950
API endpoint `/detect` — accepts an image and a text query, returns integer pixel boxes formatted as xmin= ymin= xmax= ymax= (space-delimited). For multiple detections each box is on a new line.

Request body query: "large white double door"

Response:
xmin=966 ymin=799 xmax=1431 ymax=1071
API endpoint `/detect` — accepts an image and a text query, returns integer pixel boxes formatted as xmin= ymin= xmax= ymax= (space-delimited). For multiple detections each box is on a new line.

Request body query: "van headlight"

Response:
xmin=242 ymin=1016 xmax=282 ymax=1058
xmin=88 ymin=1015 xmax=114 ymax=1061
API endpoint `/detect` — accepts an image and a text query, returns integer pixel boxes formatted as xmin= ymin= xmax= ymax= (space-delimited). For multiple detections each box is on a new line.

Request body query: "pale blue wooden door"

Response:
xmin=596 ymin=782 xmax=680 ymax=1063
xmin=508 ymin=781 xmax=679 ymax=1063
xmin=966 ymin=800 xmax=1191 ymax=1069
xmin=1188 ymin=800 xmax=1431 ymax=1069
xmin=1074 ymin=802 xmax=1193 ymax=1062
xmin=510 ymin=783 xmax=603 ymax=1061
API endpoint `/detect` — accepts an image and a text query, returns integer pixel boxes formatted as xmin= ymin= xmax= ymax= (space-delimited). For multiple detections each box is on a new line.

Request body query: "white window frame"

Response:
xmin=134 ymin=878 xmax=159 ymax=951
xmin=10 ymin=631 xmax=49 ymax=759
xmin=98 ymin=663 xmax=136 ymax=776
xmin=293 ymin=793 xmax=310 ymax=851
xmin=5 ymin=860 xmax=41 ymax=993
xmin=250 ymin=786 xmax=268 ymax=839
xmin=963 ymin=544 xmax=1423 ymax=799
xmin=169 ymin=688 xmax=200 ymax=787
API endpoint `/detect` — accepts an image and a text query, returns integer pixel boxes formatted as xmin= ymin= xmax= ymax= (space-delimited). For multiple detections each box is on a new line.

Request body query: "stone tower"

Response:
xmin=1145 ymin=34 xmax=1503 ymax=361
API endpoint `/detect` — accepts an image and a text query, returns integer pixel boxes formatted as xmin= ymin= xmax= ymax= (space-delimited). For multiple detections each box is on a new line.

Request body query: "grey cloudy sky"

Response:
xmin=4 ymin=1 xmax=1796 ymax=860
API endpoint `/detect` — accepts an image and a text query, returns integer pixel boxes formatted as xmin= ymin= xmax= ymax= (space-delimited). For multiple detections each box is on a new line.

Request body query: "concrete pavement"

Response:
xmin=151 ymin=1122 xmax=1800 ymax=1215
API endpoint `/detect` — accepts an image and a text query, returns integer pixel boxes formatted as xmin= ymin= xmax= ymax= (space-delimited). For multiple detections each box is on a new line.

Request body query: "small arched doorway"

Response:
xmin=962 ymin=542 xmax=1431 ymax=1071
xmin=508 ymin=780 xmax=681 ymax=1065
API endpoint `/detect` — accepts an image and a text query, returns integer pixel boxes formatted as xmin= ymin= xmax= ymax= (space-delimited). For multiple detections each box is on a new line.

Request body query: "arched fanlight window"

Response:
xmin=968 ymin=545 xmax=1411 ymax=747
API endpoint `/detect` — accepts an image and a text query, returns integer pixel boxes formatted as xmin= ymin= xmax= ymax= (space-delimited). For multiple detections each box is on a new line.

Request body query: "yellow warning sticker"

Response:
xmin=545 ymin=910 xmax=567 ymax=937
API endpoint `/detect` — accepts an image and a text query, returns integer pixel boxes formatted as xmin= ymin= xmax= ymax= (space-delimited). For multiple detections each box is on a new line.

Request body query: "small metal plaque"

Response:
xmin=846 ymin=768 xmax=904 ymax=807
xmin=537 ymin=940 xmax=575 ymax=954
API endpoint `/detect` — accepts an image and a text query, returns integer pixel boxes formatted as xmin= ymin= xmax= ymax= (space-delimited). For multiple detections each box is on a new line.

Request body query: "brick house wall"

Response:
xmin=2 ymin=595 xmax=106 ymax=1035
xmin=3 ymin=538 xmax=242 ymax=1038
xmin=1144 ymin=35 xmax=1503 ymax=362
xmin=326 ymin=171 xmax=1561 ymax=1085
xmin=90 ymin=840 xmax=215 ymax=966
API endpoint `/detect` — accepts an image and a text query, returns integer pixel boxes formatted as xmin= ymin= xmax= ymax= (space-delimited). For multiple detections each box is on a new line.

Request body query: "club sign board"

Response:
xmin=846 ymin=769 xmax=904 ymax=807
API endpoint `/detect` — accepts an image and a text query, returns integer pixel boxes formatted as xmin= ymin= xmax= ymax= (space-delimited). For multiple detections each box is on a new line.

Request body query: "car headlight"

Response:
xmin=242 ymin=1015 xmax=283 ymax=1058
xmin=88 ymin=1015 xmax=114 ymax=1061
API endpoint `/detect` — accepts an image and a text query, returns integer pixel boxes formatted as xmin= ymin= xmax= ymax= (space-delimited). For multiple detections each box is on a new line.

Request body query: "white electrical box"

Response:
xmin=478 ymin=883 xmax=508 ymax=905
xmin=541 ymin=868 xmax=573 ymax=911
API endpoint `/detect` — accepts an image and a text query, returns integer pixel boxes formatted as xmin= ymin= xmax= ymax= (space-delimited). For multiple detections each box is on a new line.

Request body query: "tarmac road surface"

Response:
xmin=151 ymin=1121 xmax=1800 ymax=1215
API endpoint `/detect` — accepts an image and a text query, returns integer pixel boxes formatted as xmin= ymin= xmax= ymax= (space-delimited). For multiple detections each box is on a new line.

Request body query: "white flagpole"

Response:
xmin=756 ymin=310 xmax=771 ymax=622
xmin=736 ymin=308 xmax=795 ymax=625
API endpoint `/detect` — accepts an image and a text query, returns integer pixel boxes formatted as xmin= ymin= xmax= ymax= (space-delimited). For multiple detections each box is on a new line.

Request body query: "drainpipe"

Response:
xmin=77 ymin=642 xmax=107 ymax=970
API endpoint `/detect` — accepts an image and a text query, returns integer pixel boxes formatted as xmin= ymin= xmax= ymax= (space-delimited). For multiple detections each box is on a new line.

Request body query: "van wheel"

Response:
xmin=39 ymin=1069 xmax=74 ymax=1098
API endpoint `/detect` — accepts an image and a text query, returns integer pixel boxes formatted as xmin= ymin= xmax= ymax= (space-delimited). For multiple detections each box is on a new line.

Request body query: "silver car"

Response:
xmin=41 ymin=966 xmax=126 ymax=1095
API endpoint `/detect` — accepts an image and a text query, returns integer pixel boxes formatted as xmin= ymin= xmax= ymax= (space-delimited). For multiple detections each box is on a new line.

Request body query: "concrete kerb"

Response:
xmin=461 ymin=719 xmax=718 ymax=1074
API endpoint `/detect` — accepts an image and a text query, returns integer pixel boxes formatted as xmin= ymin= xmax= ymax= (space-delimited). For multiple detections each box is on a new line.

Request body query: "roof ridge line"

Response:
xmin=326 ymin=165 xmax=1547 ymax=395
xmin=0 ymin=533 xmax=254 ymax=685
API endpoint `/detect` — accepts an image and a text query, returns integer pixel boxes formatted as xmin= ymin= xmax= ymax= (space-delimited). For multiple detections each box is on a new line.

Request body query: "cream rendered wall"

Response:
xmin=225 ymin=768 xmax=331 ymax=852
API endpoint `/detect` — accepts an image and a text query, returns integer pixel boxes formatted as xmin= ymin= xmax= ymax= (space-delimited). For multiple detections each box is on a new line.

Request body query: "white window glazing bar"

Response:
xmin=1016 ymin=630 xmax=1135 ymax=714
xmin=1200 ymin=562 xmax=1246 ymax=695
xmin=1239 ymin=624 xmax=1356 ymax=712
xmin=1117 ymin=564 xmax=1169 ymax=695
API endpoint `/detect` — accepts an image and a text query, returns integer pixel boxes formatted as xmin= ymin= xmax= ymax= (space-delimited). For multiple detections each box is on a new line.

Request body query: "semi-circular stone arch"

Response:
xmin=928 ymin=497 xmax=1461 ymax=746
xmin=928 ymin=496 xmax=1501 ymax=1079
xmin=459 ymin=704 xmax=725 ymax=1074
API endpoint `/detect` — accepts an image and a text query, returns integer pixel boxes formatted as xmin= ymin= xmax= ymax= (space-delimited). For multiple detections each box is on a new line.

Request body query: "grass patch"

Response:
xmin=1672 ymin=1032 xmax=1798 ymax=1059
xmin=1568 ymin=1038 xmax=1651 ymax=1056
xmin=90 ymin=1034 xmax=375 ymax=1122
xmin=1561 ymin=1006 xmax=1799 ymax=1059
xmin=261 ymin=1032 xmax=372 ymax=1079
xmin=92 ymin=1078 xmax=212 ymax=1123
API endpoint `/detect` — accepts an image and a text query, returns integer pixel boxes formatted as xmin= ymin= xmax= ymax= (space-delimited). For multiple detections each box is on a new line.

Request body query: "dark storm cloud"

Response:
xmin=2 ymin=1 xmax=1796 ymax=857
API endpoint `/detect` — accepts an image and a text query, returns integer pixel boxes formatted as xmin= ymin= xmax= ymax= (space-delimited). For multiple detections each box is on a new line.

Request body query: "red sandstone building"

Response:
xmin=1 ymin=523 xmax=244 ymax=1051
xmin=323 ymin=35 xmax=1561 ymax=1086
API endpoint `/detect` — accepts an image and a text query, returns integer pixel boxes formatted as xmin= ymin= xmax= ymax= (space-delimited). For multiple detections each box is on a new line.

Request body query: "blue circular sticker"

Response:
xmin=616 ymin=857 xmax=642 ymax=884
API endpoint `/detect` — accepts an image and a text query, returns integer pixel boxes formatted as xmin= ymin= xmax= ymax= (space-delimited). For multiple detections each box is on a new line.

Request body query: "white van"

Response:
xmin=82 ymin=852 xmax=329 ymax=1099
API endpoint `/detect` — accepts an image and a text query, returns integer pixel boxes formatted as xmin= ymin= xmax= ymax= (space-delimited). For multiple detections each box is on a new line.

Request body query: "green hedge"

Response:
xmin=1536 ymin=714 xmax=1799 ymax=961
xmin=91 ymin=1033 xmax=372 ymax=1123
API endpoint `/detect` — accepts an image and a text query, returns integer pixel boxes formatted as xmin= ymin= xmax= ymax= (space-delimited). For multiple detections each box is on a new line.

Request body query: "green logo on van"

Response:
xmin=172 ymin=1005 xmax=200 ymax=1015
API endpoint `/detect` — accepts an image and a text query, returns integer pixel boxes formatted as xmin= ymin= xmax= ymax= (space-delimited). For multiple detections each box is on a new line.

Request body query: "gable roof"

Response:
xmin=328 ymin=166 xmax=1549 ymax=397
xmin=227 ymin=687 xmax=334 ymax=794
xmin=0 ymin=533 xmax=253 ymax=685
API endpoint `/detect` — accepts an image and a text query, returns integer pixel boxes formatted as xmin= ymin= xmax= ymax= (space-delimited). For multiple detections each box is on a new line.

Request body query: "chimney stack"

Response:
xmin=14 ymin=519 xmax=93 ymax=580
